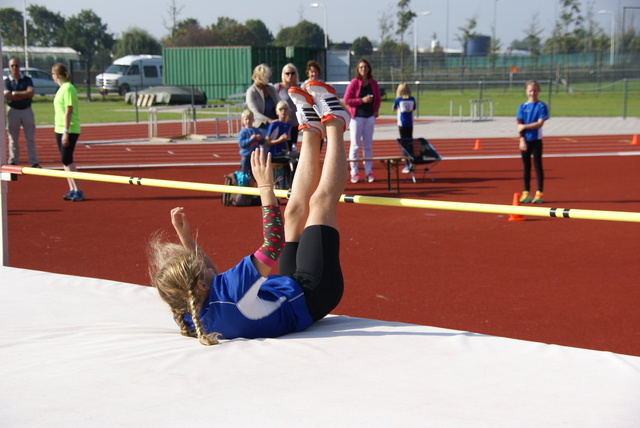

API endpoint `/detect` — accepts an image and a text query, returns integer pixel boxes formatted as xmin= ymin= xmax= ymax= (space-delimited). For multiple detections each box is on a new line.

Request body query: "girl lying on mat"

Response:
xmin=149 ymin=81 xmax=350 ymax=345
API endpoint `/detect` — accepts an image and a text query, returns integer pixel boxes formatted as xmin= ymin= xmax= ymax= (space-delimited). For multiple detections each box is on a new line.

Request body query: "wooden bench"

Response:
xmin=347 ymin=156 xmax=410 ymax=192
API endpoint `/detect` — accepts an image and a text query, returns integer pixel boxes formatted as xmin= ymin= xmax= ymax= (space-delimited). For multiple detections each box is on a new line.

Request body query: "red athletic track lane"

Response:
xmin=4 ymin=120 xmax=639 ymax=168
xmin=4 ymin=124 xmax=640 ymax=357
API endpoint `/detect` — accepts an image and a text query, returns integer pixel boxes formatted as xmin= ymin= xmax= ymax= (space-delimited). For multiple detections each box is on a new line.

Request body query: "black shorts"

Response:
xmin=278 ymin=225 xmax=344 ymax=321
xmin=55 ymin=133 xmax=80 ymax=166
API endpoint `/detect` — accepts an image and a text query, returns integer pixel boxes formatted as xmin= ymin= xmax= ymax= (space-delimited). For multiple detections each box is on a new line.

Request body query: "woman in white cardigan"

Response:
xmin=245 ymin=64 xmax=280 ymax=134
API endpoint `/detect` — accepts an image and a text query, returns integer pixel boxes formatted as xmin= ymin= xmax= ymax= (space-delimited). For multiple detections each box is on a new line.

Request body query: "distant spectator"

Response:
xmin=516 ymin=79 xmax=549 ymax=204
xmin=237 ymin=109 xmax=263 ymax=175
xmin=343 ymin=58 xmax=380 ymax=183
xmin=392 ymin=83 xmax=416 ymax=173
xmin=273 ymin=63 xmax=299 ymax=150
xmin=300 ymin=60 xmax=322 ymax=91
xmin=3 ymin=57 xmax=40 ymax=167
xmin=264 ymin=100 xmax=293 ymax=188
xmin=245 ymin=64 xmax=279 ymax=134
xmin=51 ymin=62 xmax=84 ymax=201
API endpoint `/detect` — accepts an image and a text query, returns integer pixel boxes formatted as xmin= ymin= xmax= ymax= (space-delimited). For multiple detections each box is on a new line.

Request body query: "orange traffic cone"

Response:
xmin=473 ymin=139 xmax=481 ymax=150
xmin=508 ymin=192 xmax=525 ymax=222
xmin=631 ymin=134 xmax=639 ymax=146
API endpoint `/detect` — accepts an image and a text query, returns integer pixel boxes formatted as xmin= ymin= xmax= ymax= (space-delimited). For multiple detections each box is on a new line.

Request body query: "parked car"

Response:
xmin=2 ymin=67 xmax=58 ymax=95
xmin=96 ymin=55 xmax=163 ymax=95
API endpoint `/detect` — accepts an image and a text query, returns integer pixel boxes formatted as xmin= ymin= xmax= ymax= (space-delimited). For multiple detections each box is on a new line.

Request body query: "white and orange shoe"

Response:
xmin=287 ymin=86 xmax=325 ymax=139
xmin=305 ymin=80 xmax=350 ymax=131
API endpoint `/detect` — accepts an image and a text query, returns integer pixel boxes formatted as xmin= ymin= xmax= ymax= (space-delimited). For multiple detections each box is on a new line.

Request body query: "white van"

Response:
xmin=96 ymin=55 xmax=163 ymax=95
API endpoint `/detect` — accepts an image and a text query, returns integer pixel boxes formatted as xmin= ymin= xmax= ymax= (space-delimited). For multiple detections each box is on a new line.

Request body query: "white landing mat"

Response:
xmin=1 ymin=266 xmax=639 ymax=427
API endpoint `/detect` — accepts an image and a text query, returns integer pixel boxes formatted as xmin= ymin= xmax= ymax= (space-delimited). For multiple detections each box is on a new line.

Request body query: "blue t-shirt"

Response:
xmin=516 ymin=101 xmax=549 ymax=142
xmin=266 ymin=120 xmax=291 ymax=156
xmin=393 ymin=97 xmax=416 ymax=127
xmin=185 ymin=256 xmax=313 ymax=340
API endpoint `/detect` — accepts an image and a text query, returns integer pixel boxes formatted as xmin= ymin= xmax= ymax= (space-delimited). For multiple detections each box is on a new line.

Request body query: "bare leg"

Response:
xmin=64 ymin=163 xmax=82 ymax=192
xmin=305 ymin=120 xmax=347 ymax=230
xmin=284 ymin=130 xmax=322 ymax=242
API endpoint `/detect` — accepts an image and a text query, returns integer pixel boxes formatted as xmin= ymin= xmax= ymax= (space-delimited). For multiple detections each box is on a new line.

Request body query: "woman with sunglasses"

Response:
xmin=274 ymin=63 xmax=299 ymax=150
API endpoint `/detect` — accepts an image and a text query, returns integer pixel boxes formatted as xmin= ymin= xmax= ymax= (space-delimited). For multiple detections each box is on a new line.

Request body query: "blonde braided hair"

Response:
xmin=149 ymin=234 xmax=220 ymax=346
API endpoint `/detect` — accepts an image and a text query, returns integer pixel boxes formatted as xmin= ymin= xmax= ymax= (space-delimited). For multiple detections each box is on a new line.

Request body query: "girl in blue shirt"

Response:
xmin=516 ymin=80 xmax=549 ymax=204
xmin=149 ymin=81 xmax=350 ymax=345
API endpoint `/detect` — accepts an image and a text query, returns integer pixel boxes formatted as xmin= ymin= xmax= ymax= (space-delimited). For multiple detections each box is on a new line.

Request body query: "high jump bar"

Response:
xmin=2 ymin=165 xmax=640 ymax=223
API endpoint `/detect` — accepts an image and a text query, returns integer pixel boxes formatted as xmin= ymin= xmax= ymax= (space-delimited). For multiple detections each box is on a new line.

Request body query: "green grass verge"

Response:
xmin=27 ymin=81 xmax=639 ymax=126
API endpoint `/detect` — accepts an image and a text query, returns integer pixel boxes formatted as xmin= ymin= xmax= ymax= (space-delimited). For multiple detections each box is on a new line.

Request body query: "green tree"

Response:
xmin=62 ymin=9 xmax=114 ymax=69
xmin=378 ymin=6 xmax=395 ymax=44
xmin=113 ymin=27 xmax=162 ymax=57
xmin=396 ymin=0 xmax=416 ymax=45
xmin=543 ymin=0 xmax=583 ymax=55
xmin=245 ymin=19 xmax=273 ymax=45
xmin=168 ymin=23 xmax=220 ymax=47
xmin=455 ymin=16 xmax=478 ymax=71
xmin=27 ymin=5 xmax=65 ymax=47
xmin=352 ymin=36 xmax=373 ymax=57
xmin=162 ymin=0 xmax=184 ymax=47
xmin=0 ymin=8 xmax=26 ymax=46
xmin=274 ymin=20 xmax=324 ymax=47
xmin=487 ymin=27 xmax=501 ymax=68
xmin=518 ymin=13 xmax=543 ymax=55
xmin=211 ymin=17 xmax=239 ymax=31
xmin=220 ymin=24 xmax=260 ymax=46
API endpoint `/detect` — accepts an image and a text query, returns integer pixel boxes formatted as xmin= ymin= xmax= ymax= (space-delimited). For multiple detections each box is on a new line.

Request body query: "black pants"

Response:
xmin=279 ymin=225 xmax=343 ymax=322
xmin=55 ymin=133 xmax=80 ymax=166
xmin=521 ymin=139 xmax=544 ymax=192
xmin=399 ymin=126 xmax=413 ymax=139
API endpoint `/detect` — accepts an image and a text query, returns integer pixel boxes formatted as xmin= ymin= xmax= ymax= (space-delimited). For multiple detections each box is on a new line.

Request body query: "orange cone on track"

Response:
xmin=474 ymin=139 xmax=481 ymax=150
xmin=508 ymin=193 xmax=525 ymax=222
xmin=631 ymin=134 xmax=639 ymax=146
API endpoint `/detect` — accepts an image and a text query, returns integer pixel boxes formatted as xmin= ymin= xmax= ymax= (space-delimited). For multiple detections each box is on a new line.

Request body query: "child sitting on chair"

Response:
xmin=264 ymin=100 xmax=293 ymax=188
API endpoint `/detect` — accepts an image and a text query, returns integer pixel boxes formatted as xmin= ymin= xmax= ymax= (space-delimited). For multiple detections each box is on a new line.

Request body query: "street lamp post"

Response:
xmin=598 ymin=10 xmax=615 ymax=66
xmin=413 ymin=11 xmax=431 ymax=70
xmin=310 ymin=3 xmax=328 ymax=49
xmin=23 ymin=0 xmax=29 ymax=68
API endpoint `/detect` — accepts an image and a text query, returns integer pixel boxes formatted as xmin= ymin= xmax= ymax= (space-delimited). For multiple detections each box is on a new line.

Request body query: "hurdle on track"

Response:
xmin=2 ymin=166 xmax=640 ymax=223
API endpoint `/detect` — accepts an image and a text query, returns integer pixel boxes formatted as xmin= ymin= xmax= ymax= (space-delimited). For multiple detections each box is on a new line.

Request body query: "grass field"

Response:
xmin=25 ymin=80 xmax=639 ymax=126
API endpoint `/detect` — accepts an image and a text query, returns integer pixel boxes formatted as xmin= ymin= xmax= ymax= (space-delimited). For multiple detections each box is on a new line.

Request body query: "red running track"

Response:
xmin=4 ymin=120 xmax=638 ymax=169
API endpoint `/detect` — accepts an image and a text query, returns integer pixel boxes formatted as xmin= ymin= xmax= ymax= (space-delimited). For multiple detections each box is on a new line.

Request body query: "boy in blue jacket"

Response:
xmin=238 ymin=109 xmax=263 ymax=175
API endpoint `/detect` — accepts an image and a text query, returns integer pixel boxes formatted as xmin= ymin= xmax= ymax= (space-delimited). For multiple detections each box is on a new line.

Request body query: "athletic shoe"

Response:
xmin=401 ymin=167 xmax=410 ymax=173
xmin=350 ymin=174 xmax=359 ymax=183
xmin=287 ymin=87 xmax=325 ymax=138
xmin=31 ymin=163 xmax=41 ymax=168
xmin=519 ymin=191 xmax=532 ymax=203
xmin=532 ymin=191 xmax=544 ymax=204
xmin=367 ymin=174 xmax=375 ymax=183
xmin=63 ymin=190 xmax=76 ymax=201
xmin=71 ymin=190 xmax=85 ymax=202
xmin=305 ymin=81 xmax=350 ymax=131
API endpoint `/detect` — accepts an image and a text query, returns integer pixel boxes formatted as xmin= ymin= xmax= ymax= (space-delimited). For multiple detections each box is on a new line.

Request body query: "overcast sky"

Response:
xmin=3 ymin=0 xmax=633 ymax=51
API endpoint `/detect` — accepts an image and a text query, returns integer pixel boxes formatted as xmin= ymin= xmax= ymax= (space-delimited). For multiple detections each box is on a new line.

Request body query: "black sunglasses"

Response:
xmin=285 ymin=71 xmax=296 ymax=75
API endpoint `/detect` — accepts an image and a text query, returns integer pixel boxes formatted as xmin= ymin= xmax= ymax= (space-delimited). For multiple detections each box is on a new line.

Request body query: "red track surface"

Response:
xmin=6 ymin=120 xmax=637 ymax=168
xmin=4 ymin=123 xmax=640 ymax=356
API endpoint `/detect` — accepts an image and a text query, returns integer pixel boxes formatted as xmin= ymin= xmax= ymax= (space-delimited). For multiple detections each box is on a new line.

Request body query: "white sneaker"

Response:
xmin=366 ymin=174 xmax=375 ymax=183
xmin=288 ymin=87 xmax=325 ymax=139
xmin=305 ymin=81 xmax=350 ymax=132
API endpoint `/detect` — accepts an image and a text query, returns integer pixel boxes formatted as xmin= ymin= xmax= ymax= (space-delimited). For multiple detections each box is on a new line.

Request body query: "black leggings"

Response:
xmin=55 ymin=132 xmax=80 ymax=166
xmin=278 ymin=225 xmax=344 ymax=322
xmin=521 ymin=139 xmax=544 ymax=192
